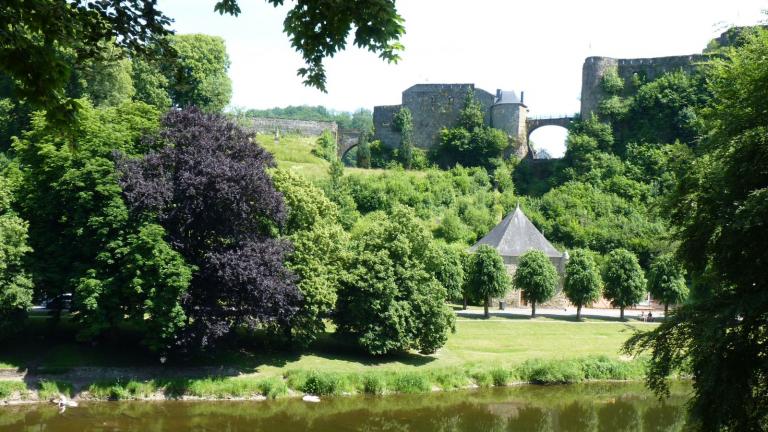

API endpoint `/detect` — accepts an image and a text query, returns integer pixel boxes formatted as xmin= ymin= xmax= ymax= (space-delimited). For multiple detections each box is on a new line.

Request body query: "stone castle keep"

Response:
xmin=372 ymin=54 xmax=709 ymax=159
xmin=373 ymin=84 xmax=545 ymax=159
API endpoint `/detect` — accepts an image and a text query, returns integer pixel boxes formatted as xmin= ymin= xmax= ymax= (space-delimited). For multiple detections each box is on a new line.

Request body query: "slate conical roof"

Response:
xmin=470 ymin=205 xmax=562 ymax=258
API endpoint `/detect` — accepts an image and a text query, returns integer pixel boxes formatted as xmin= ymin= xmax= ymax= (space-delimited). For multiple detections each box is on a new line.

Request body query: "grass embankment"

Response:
xmin=254 ymin=133 xmax=422 ymax=181
xmin=2 ymin=356 xmax=645 ymax=402
xmin=0 ymin=318 xmax=657 ymax=402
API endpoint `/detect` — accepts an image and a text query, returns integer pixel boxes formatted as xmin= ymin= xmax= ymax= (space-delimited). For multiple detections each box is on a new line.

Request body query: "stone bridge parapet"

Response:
xmin=526 ymin=116 xmax=575 ymax=139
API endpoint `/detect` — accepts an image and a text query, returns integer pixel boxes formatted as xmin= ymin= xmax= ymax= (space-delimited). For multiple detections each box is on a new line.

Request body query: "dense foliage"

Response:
xmin=625 ymin=28 xmax=768 ymax=430
xmin=513 ymin=250 xmax=559 ymax=317
xmin=393 ymin=107 xmax=414 ymax=169
xmin=163 ymin=34 xmax=232 ymax=112
xmin=0 ymin=176 xmax=33 ymax=337
xmin=438 ymin=91 xmax=508 ymax=168
xmin=646 ymin=253 xmax=688 ymax=315
xmin=12 ymin=100 xmax=193 ymax=350
xmin=335 ymin=206 xmax=454 ymax=355
xmin=563 ymin=249 xmax=603 ymax=320
xmin=466 ymin=245 xmax=510 ymax=318
xmin=119 ymin=108 xmax=301 ymax=348
xmin=312 ymin=129 xmax=338 ymax=162
xmin=602 ymin=249 xmax=646 ymax=319
xmin=271 ymin=169 xmax=348 ymax=345
xmin=1 ymin=0 xmax=403 ymax=118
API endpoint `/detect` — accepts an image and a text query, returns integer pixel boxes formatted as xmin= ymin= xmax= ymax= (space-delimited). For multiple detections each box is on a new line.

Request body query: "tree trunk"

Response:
xmin=531 ymin=301 xmax=536 ymax=318
xmin=664 ymin=303 xmax=669 ymax=318
xmin=484 ymin=296 xmax=489 ymax=318
xmin=463 ymin=294 xmax=467 ymax=310
xmin=620 ymin=306 xmax=625 ymax=320
xmin=577 ymin=305 xmax=582 ymax=321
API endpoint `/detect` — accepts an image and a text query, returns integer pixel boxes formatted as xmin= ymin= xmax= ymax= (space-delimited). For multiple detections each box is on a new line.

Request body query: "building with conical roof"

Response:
xmin=470 ymin=204 xmax=569 ymax=307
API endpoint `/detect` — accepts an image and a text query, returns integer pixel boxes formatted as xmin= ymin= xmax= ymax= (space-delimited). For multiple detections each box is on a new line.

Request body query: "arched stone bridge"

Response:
xmin=338 ymin=128 xmax=362 ymax=159
xmin=526 ymin=116 xmax=575 ymax=141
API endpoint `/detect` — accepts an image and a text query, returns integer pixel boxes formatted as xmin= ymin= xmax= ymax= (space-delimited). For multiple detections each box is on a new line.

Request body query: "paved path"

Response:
xmin=456 ymin=306 xmax=664 ymax=322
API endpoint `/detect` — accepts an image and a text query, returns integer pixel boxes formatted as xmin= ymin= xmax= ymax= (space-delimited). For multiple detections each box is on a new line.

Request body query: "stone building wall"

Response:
xmin=374 ymin=84 xmax=496 ymax=150
xmin=493 ymin=255 xmax=568 ymax=308
xmin=580 ymin=55 xmax=709 ymax=118
xmin=402 ymin=83 xmax=494 ymax=149
xmin=372 ymin=105 xmax=402 ymax=149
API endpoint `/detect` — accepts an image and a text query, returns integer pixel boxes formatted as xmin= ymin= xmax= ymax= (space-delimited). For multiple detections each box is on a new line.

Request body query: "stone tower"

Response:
xmin=491 ymin=90 xmax=529 ymax=159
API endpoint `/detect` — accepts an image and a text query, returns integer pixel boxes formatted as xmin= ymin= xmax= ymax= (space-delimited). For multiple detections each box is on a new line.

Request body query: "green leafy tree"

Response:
xmin=356 ymin=131 xmax=372 ymax=168
xmin=0 ymin=176 xmax=33 ymax=338
xmin=335 ymin=206 xmax=454 ymax=355
xmin=438 ymin=91 xmax=508 ymax=168
xmin=271 ymin=169 xmax=339 ymax=235
xmin=132 ymin=58 xmax=172 ymax=110
xmin=625 ymin=28 xmax=768 ymax=430
xmin=563 ymin=249 xmax=602 ymax=320
xmin=312 ymin=129 xmax=337 ymax=162
xmin=602 ymin=249 xmax=646 ymax=319
xmin=467 ymin=245 xmax=510 ymax=318
xmin=600 ymin=67 xmax=625 ymax=94
xmin=163 ymin=34 xmax=232 ymax=112
xmin=2 ymin=0 xmax=403 ymax=119
xmin=393 ymin=107 xmax=414 ymax=169
xmin=646 ymin=253 xmax=688 ymax=317
xmin=73 ymin=43 xmax=136 ymax=107
xmin=13 ymin=100 xmax=193 ymax=350
xmin=272 ymin=168 xmax=348 ymax=345
xmin=425 ymin=241 xmax=467 ymax=303
xmin=514 ymin=250 xmax=559 ymax=317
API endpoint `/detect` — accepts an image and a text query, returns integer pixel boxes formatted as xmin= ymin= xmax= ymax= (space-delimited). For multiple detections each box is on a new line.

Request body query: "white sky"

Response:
xmin=161 ymin=0 xmax=766 ymax=156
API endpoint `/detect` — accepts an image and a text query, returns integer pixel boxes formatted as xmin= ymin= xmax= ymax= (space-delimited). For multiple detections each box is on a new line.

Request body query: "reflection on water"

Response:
xmin=0 ymin=382 xmax=691 ymax=431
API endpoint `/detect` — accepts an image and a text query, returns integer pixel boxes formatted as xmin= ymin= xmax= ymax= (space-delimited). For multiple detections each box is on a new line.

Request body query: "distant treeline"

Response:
xmin=244 ymin=105 xmax=373 ymax=131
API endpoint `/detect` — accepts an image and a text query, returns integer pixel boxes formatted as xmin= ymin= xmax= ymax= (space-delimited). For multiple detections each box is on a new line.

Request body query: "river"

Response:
xmin=0 ymin=381 xmax=691 ymax=431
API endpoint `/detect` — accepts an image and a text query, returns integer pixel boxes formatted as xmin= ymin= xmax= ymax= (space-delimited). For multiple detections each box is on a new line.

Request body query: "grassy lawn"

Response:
xmin=0 ymin=315 xmax=655 ymax=376
xmin=254 ymin=133 xmax=422 ymax=181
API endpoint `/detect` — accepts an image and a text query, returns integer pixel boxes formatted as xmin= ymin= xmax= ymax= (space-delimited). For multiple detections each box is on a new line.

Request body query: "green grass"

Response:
xmin=0 ymin=318 xmax=653 ymax=375
xmin=254 ymin=133 xmax=418 ymax=181
xmin=37 ymin=380 xmax=74 ymax=400
xmin=0 ymin=381 xmax=27 ymax=399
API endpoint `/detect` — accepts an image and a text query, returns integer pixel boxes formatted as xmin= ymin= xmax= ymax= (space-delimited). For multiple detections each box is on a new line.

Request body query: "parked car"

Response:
xmin=45 ymin=293 xmax=72 ymax=311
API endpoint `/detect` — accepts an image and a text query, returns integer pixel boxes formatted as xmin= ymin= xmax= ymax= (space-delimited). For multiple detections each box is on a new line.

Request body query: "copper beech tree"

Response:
xmin=119 ymin=108 xmax=301 ymax=348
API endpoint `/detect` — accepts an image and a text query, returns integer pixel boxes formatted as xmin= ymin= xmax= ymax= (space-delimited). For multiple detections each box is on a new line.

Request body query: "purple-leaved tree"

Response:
xmin=119 ymin=107 xmax=300 ymax=348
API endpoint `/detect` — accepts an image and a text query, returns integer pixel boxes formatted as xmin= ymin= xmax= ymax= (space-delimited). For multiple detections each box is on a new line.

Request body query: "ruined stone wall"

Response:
xmin=372 ymin=105 xmax=402 ymax=149
xmin=401 ymin=84 xmax=494 ymax=149
xmin=245 ymin=117 xmax=338 ymax=138
xmin=580 ymin=55 xmax=709 ymax=118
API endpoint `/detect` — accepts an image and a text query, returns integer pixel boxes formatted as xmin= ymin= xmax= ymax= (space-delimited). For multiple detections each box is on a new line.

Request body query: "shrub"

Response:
xmin=312 ymin=129 xmax=337 ymax=162
xmin=471 ymin=370 xmax=493 ymax=388
xmin=430 ymin=369 xmax=469 ymax=390
xmin=360 ymin=374 xmax=386 ymax=395
xmin=577 ymin=356 xmax=643 ymax=381
xmin=517 ymin=359 xmax=584 ymax=384
xmin=38 ymin=380 xmax=74 ymax=400
xmin=0 ymin=381 xmax=27 ymax=399
xmin=299 ymin=370 xmax=347 ymax=396
xmin=257 ymin=377 xmax=288 ymax=399
xmin=490 ymin=367 xmax=512 ymax=387
xmin=389 ymin=372 xmax=431 ymax=394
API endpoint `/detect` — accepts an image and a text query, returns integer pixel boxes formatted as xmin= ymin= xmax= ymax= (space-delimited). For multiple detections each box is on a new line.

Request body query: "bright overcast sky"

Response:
xmin=160 ymin=0 xmax=766 ymax=155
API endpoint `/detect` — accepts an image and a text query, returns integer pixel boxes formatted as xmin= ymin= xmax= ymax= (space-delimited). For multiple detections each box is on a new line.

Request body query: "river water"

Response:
xmin=0 ymin=382 xmax=691 ymax=431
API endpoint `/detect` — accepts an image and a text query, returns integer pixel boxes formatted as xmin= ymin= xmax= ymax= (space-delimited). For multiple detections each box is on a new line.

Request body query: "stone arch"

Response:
xmin=528 ymin=125 xmax=569 ymax=159
xmin=337 ymin=128 xmax=361 ymax=159
xmin=340 ymin=143 xmax=359 ymax=165
xmin=525 ymin=116 xmax=575 ymax=141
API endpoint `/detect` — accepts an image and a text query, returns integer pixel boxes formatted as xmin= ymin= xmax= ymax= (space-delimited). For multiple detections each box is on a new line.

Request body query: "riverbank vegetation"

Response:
xmin=0 ymin=355 xmax=648 ymax=402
